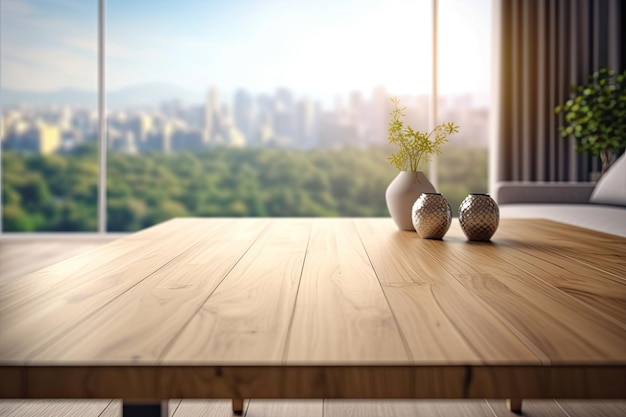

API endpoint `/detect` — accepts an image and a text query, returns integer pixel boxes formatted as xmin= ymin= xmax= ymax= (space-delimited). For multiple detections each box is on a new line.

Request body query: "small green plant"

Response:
xmin=387 ymin=98 xmax=459 ymax=171
xmin=555 ymin=68 xmax=626 ymax=174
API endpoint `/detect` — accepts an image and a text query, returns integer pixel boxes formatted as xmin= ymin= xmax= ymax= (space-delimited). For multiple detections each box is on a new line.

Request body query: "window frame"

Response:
xmin=0 ymin=0 xmax=444 ymax=235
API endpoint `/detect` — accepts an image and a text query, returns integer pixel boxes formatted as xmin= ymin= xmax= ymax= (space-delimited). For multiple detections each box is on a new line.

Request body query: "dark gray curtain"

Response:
xmin=495 ymin=0 xmax=623 ymax=182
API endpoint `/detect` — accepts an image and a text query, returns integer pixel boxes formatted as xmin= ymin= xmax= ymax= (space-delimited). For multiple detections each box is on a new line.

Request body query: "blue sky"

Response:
xmin=1 ymin=0 xmax=491 ymax=101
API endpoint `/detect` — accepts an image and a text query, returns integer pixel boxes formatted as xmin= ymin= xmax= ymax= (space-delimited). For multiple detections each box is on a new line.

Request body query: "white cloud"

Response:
xmin=1 ymin=0 xmax=100 ymax=91
xmin=3 ymin=43 xmax=96 ymax=91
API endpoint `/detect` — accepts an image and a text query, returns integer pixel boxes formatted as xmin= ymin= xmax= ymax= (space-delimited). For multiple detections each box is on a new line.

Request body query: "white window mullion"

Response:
xmin=98 ymin=0 xmax=107 ymax=233
xmin=429 ymin=0 xmax=439 ymax=189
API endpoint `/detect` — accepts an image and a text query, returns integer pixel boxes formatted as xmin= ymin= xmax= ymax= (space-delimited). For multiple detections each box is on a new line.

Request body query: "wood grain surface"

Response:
xmin=285 ymin=219 xmax=408 ymax=363
xmin=1 ymin=218 xmax=625 ymax=401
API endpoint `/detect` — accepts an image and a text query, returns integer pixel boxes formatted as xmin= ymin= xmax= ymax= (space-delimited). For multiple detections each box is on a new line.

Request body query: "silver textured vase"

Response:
xmin=412 ymin=193 xmax=452 ymax=239
xmin=458 ymin=193 xmax=499 ymax=241
xmin=386 ymin=171 xmax=436 ymax=231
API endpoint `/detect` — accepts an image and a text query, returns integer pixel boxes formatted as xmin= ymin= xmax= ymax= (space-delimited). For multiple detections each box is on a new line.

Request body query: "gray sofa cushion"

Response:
xmin=494 ymin=182 xmax=595 ymax=204
xmin=494 ymin=155 xmax=626 ymax=237
xmin=590 ymin=153 xmax=626 ymax=207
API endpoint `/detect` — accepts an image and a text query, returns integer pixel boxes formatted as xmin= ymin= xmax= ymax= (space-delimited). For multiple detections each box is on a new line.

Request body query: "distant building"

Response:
xmin=146 ymin=121 xmax=174 ymax=153
xmin=234 ymin=89 xmax=255 ymax=143
xmin=5 ymin=122 xmax=62 ymax=154
xmin=172 ymin=130 xmax=205 ymax=151
xmin=317 ymin=111 xmax=358 ymax=148
xmin=273 ymin=88 xmax=298 ymax=146
xmin=160 ymin=99 xmax=183 ymax=119
xmin=36 ymin=123 xmax=63 ymax=154
xmin=204 ymin=87 xmax=220 ymax=144
xmin=296 ymin=98 xmax=317 ymax=149
xmin=127 ymin=113 xmax=153 ymax=150
xmin=368 ymin=86 xmax=391 ymax=145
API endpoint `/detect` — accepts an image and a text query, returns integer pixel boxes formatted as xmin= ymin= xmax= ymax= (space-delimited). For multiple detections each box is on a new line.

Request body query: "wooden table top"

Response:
xmin=1 ymin=217 xmax=625 ymax=400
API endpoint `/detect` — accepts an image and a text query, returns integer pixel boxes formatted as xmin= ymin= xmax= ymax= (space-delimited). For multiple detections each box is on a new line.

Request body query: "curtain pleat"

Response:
xmin=495 ymin=0 xmax=623 ymax=182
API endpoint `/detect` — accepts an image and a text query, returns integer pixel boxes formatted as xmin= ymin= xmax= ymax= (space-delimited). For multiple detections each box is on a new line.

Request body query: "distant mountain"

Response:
xmin=107 ymin=82 xmax=203 ymax=109
xmin=1 ymin=82 xmax=204 ymax=109
xmin=1 ymin=88 xmax=96 ymax=107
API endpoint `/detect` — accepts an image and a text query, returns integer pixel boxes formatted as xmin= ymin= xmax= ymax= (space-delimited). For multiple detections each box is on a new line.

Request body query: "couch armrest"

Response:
xmin=494 ymin=182 xmax=596 ymax=204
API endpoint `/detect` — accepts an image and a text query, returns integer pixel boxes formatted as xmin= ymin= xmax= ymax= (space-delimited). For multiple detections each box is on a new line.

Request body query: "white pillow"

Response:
xmin=590 ymin=153 xmax=626 ymax=206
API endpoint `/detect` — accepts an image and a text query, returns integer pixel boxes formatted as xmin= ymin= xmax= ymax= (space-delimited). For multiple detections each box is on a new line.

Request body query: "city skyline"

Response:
xmin=1 ymin=0 xmax=492 ymax=100
xmin=2 ymin=85 xmax=490 ymax=156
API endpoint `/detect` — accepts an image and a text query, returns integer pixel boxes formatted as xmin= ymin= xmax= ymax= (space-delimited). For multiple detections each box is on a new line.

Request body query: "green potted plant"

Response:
xmin=555 ymin=68 xmax=626 ymax=176
xmin=385 ymin=98 xmax=459 ymax=230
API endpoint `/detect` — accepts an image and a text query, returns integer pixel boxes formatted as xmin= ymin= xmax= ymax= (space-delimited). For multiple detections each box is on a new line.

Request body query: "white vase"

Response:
xmin=385 ymin=171 xmax=436 ymax=231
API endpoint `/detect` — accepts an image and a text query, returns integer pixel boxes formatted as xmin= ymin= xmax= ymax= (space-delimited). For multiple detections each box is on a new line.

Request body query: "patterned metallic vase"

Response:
xmin=458 ymin=193 xmax=499 ymax=241
xmin=411 ymin=193 xmax=452 ymax=239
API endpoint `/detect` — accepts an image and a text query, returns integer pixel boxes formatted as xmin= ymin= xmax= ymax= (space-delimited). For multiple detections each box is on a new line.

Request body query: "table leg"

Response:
xmin=506 ymin=398 xmax=522 ymax=414
xmin=122 ymin=400 xmax=169 ymax=417
xmin=232 ymin=398 xmax=244 ymax=415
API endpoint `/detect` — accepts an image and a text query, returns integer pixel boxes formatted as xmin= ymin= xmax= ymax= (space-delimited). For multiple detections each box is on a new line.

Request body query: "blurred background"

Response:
xmin=1 ymin=0 xmax=491 ymax=232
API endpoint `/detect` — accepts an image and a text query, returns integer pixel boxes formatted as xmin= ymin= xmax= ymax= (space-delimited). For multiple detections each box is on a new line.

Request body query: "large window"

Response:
xmin=1 ymin=0 xmax=98 ymax=231
xmin=104 ymin=0 xmax=433 ymax=231
xmin=437 ymin=0 xmax=491 ymax=215
xmin=1 ymin=0 xmax=491 ymax=232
